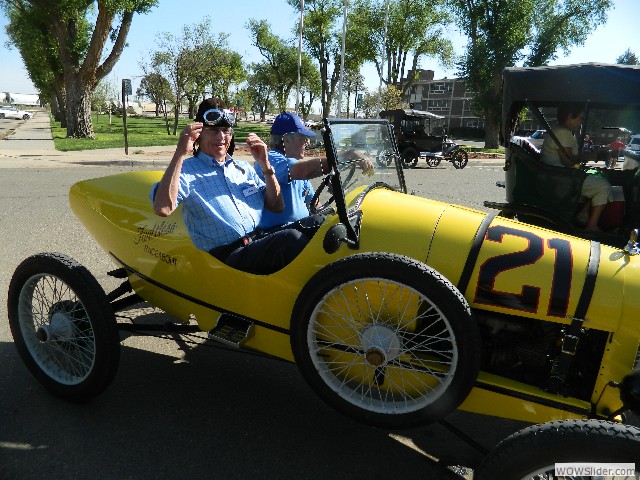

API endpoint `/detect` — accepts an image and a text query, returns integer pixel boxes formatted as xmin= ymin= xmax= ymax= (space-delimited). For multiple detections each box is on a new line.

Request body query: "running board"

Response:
xmin=208 ymin=314 xmax=254 ymax=348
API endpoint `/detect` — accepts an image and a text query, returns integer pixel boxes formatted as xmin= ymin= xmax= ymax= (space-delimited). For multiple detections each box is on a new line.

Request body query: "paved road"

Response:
xmin=0 ymin=117 xmax=521 ymax=480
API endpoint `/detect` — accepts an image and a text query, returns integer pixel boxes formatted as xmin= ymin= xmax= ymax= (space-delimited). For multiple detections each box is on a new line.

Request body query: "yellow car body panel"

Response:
xmin=69 ymin=170 xmax=640 ymax=424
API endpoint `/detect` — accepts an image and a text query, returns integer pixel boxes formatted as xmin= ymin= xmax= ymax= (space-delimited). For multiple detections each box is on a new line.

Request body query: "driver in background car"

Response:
xmin=150 ymin=98 xmax=308 ymax=275
xmin=540 ymin=103 xmax=613 ymax=231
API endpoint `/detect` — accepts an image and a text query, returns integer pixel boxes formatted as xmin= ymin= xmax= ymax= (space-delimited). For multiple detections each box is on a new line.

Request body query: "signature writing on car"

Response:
xmin=143 ymin=244 xmax=178 ymax=267
xmin=134 ymin=221 xmax=178 ymax=245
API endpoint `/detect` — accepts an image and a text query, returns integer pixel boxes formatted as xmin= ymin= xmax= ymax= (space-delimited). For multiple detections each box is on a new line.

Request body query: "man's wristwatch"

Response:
xmin=262 ymin=167 xmax=275 ymax=176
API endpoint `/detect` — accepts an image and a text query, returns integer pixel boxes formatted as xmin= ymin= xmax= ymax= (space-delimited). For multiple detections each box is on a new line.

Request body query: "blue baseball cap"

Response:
xmin=271 ymin=112 xmax=315 ymax=137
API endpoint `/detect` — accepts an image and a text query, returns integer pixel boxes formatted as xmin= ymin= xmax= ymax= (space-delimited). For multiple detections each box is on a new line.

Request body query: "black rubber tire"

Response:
xmin=376 ymin=150 xmax=394 ymax=167
xmin=475 ymin=419 xmax=640 ymax=480
xmin=290 ymin=253 xmax=482 ymax=428
xmin=451 ymin=149 xmax=468 ymax=169
xmin=401 ymin=147 xmax=419 ymax=168
xmin=8 ymin=253 xmax=120 ymax=402
xmin=0 ymin=113 xmax=5 ymax=119
xmin=426 ymin=156 xmax=442 ymax=167
xmin=22 ymin=114 xmax=30 ymax=120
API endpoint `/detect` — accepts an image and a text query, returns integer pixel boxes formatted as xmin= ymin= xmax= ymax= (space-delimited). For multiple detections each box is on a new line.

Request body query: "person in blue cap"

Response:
xmin=151 ymin=98 xmax=308 ymax=274
xmin=256 ymin=111 xmax=329 ymax=237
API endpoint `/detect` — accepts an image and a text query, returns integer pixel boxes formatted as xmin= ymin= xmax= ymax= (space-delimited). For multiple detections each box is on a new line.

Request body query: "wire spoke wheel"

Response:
xmin=451 ymin=149 xmax=468 ymax=169
xmin=291 ymin=253 xmax=481 ymax=428
xmin=309 ymin=278 xmax=457 ymax=413
xmin=18 ymin=275 xmax=96 ymax=385
xmin=8 ymin=253 xmax=120 ymax=401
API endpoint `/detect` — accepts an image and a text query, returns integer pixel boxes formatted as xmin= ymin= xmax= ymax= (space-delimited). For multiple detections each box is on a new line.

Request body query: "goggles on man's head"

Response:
xmin=202 ymin=108 xmax=236 ymax=128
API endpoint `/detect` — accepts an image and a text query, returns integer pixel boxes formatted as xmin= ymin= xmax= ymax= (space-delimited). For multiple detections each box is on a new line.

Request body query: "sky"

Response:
xmin=1 ymin=0 xmax=639 ymax=108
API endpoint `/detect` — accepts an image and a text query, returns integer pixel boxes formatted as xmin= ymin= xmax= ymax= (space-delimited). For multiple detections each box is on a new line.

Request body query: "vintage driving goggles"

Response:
xmin=202 ymin=108 xmax=236 ymax=128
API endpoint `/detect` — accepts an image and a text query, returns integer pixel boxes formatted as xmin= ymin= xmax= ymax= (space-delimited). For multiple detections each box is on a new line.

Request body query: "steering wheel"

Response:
xmin=309 ymin=159 xmax=362 ymax=214
xmin=309 ymin=174 xmax=335 ymax=214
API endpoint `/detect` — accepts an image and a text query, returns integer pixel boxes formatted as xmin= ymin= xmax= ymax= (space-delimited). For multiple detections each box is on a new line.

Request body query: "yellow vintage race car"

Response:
xmin=7 ymin=117 xmax=640 ymax=437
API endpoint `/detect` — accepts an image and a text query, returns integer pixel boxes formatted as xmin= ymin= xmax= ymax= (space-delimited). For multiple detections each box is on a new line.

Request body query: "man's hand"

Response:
xmin=342 ymin=149 xmax=375 ymax=176
xmin=246 ymin=133 xmax=269 ymax=169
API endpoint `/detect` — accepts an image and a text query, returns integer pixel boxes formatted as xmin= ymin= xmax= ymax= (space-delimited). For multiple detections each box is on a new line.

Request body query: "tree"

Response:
xmin=136 ymin=73 xmax=172 ymax=117
xmin=247 ymin=62 xmax=278 ymax=121
xmin=2 ymin=0 xmax=157 ymax=138
xmin=287 ymin=0 xmax=344 ymax=117
xmin=359 ymin=84 xmax=403 ymax=117
xmin=348 ymin=0 xmax=454 ymax=95
xmin=617 ymin=48 xmax=639 ymax=65
xmin=3 ymin=1 xmax=67 ymax=124
xmin=92 ymin=76 xmax=119 ymax=124
xmin=145 ymin=18 xmax=246 ymax=134
xmin=450 ymin=0 xmax=612 ymax=148
xmin=247 ymin=19 xmax=303 ymax=112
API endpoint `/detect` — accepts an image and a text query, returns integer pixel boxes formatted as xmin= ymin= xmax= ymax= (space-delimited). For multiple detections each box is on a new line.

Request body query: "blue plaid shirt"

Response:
xmin=256 ymin=150 xmax=315 ymax=229
xmin=151 ymin=150 xmax=266 ymax=251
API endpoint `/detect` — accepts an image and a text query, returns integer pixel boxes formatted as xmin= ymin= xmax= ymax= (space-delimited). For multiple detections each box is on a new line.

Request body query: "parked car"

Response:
xmin=627 ymin=134 xmax=640 ymax=152
xmin=0 ymin=105 xmax=32 ymax=120
xmin=379 ymin=108 xmax=468 ymax=169
xmin=511 ymin=129 xmax=546 ymax=150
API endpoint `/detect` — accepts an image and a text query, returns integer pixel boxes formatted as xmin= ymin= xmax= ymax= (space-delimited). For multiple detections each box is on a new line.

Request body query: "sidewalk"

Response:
xmin=0 ymin=112 xmax=254 ymax=169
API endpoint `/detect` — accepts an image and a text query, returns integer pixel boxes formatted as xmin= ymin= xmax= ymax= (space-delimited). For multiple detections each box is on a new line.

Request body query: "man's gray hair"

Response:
xmin=270 ymin=134 xmax=285 ymax=150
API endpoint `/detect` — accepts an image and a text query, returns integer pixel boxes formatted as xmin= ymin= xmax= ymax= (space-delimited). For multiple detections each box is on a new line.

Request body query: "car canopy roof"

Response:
xmin=502 ymin=63 xmax=640 ymax=141
xmin=380 ymin=108 xmax=444 ymax=120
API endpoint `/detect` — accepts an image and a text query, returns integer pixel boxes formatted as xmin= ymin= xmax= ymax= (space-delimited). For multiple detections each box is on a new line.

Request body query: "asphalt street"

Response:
xmin=0 ymin=115 xmax=520 ymax=480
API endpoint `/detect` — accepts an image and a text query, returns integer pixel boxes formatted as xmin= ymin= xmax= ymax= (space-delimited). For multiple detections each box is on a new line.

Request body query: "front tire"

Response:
xmin=475 ymin=419 xmax=640 ymax=480
xmin=451 ymin=149 xmax=468 ymax=169
xmin=291 ymin=253 xmax=482 ymax=428
xmin=8 ymin=253 xmax=120 ymax=402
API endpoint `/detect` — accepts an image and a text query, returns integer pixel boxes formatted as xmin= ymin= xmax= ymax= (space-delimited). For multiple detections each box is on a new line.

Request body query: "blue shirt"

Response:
xmin=257 ymin=150 xmax=315 ymax=229
xmin=150 ymin=150 xmax=266 ymax=251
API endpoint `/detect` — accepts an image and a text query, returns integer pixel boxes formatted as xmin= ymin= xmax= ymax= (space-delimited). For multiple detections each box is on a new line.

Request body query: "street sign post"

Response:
xmin=122 ymin=79 xmax=131 ymax=155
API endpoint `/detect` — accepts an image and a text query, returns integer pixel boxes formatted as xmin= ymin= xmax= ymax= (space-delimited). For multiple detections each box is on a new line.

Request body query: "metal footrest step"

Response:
xmin=208 ymin=314 xmax=254 ymax=348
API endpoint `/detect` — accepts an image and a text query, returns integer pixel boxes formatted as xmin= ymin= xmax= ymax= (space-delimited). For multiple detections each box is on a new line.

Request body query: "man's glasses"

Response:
xmin=202 ymin=108 xmax=236 ymax=127
xmin=284 ymin=132 xmax=311 ymax=143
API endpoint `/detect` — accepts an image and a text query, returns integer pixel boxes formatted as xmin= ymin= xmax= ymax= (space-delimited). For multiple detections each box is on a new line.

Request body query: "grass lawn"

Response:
xmin=51 ymin=114 xmax=272 ymax=151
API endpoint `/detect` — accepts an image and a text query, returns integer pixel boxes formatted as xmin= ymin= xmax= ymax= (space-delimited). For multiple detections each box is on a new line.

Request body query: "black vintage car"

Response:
xmin=485 ymin=63 xmax=640 ymax=248
xmin=379 ymin=108 xmax=468 ymax=169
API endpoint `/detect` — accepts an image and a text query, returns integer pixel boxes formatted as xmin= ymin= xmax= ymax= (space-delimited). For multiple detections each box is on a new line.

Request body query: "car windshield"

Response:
xmin=324 ymin=119 xmax=405 ymax=198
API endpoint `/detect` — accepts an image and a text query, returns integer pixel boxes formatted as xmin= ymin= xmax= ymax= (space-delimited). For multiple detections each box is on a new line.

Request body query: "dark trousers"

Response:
xmin=219 ymin=228 xmax=308 ymax=275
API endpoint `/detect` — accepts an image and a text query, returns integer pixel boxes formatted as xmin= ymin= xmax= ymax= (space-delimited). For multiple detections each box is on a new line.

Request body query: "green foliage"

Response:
xmin=51 ymin=114 xmax=271 ymax=151
xmin=617 ymin=48 xmax=639 ymax=65
xmin=450 ymin=0 xmax=613 ymax=147
xmin=348 ymin=0 xmax=453 ymax=92
xmin=2 ymin=0 xmax=160 ymax=138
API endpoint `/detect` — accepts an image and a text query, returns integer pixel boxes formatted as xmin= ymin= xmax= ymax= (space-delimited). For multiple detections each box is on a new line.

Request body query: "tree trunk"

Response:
xmin=484 ymin=105 xmax=500 ymax=149
xmin=483 ymin=72 xmax=503 ymax=149
xmin=65 ymin=78 xmax=95 ymax=138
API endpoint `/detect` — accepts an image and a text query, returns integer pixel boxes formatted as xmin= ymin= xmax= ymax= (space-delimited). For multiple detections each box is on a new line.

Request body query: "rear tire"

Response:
xmin=426 ymin=156 xmax=442 ymax=167
xmin=8 ymin=253 xmax=120 ymax=402
xmin=475 ymin=419 xmax=640 ymax=479
xmin=401 ymin=147 xmax=419 ymax=168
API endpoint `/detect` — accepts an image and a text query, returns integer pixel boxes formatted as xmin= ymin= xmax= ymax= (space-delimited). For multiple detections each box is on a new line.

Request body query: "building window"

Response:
xmin=430 ymin=82 xmax=453 ymax=94
xmin=427 ymin=99 xmax=450 ymax=111
xmin=466 ymin=119 xmax=485 ymax=128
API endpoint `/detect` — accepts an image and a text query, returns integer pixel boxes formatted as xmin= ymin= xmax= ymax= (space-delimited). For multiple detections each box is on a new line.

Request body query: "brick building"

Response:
xmin=402 ymin=69 xmax=484 ymax=134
